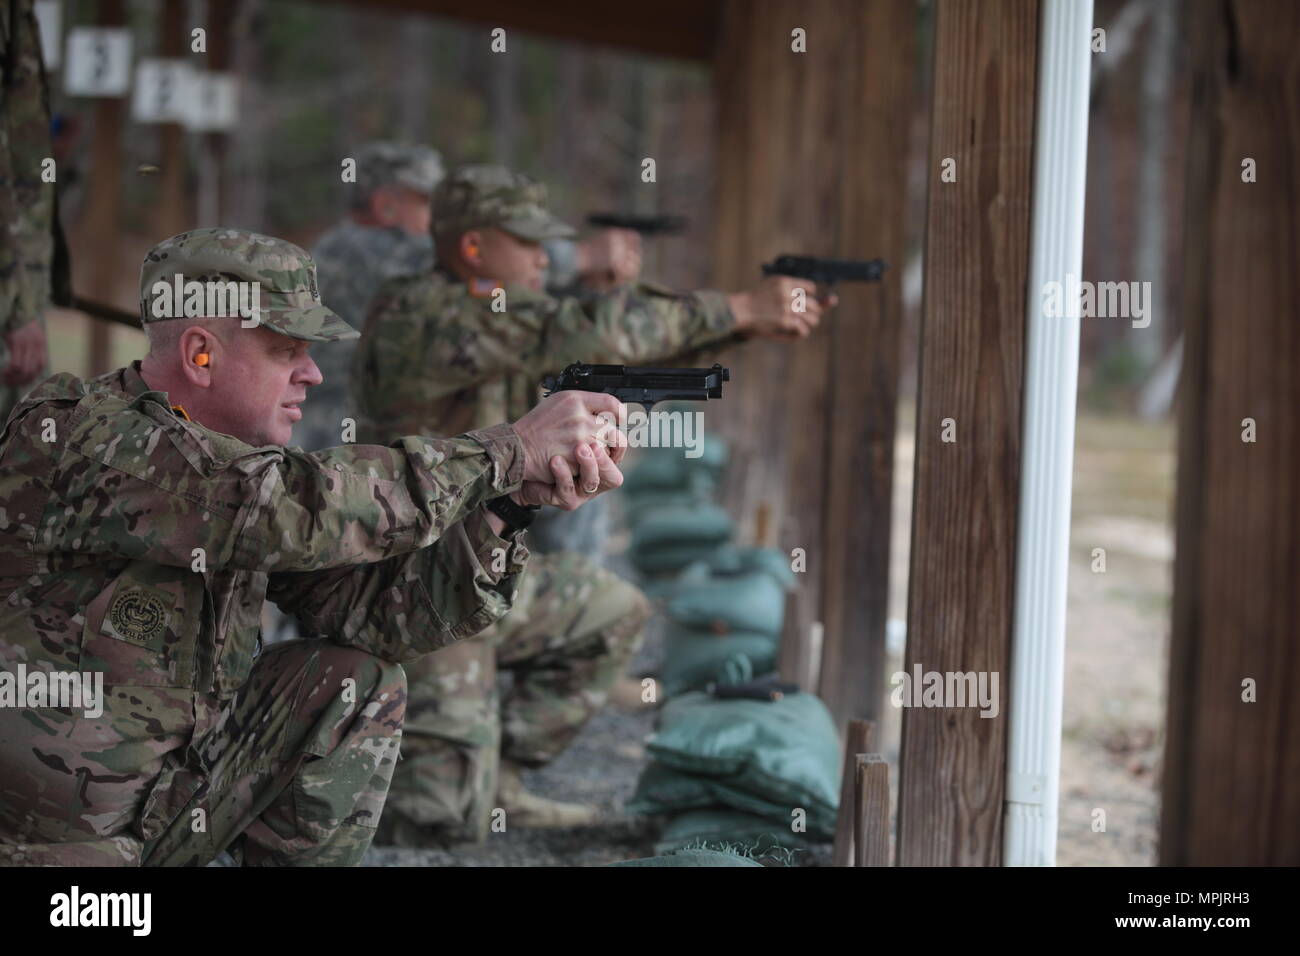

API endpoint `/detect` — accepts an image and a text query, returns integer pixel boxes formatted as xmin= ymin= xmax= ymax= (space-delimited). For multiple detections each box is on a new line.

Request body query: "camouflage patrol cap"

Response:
xmin=354 ymin=141 xmax=444 ymax=201
xmin=432 ymin=164 xmax=576 ymax=242
xmin=138 ymin=227 xmax=358 ymax=342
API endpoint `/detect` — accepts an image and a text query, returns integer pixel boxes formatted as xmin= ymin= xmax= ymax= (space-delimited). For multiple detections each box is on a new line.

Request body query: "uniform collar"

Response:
xmin=120 ymin=361 xmax=189 ymax=420
xmin=121 ymin=361 xmax=153 ymax=398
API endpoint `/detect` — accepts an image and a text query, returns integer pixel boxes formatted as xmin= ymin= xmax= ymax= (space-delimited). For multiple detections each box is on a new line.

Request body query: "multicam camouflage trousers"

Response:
xmin=379 ymin=551 xmax=650 ymax=846
xmin=142 ymin=641 xmax=406 ymax=866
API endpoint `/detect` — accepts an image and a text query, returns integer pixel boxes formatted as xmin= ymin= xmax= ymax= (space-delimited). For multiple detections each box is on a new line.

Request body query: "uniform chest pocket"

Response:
xmin=80 ymin=564 xmax=201 ymax=689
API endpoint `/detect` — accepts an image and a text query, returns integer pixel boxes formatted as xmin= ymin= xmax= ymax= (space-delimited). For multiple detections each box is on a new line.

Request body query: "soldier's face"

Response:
xmin=373 ymin=186 xmax=432 ymax=237
xmin=478 ymin=228 xmax=548 ymax=291
xmin=206 ymin=325 xmax=323 ymax=447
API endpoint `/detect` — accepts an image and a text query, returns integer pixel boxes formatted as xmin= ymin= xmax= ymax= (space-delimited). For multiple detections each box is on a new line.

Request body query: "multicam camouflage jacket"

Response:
xmin=351 ymin=269 xmax=740 ymax=440
xmin=0 ymin=363 xmax=529 ymax=864
xmin=1 ymin=0 xmax=58 ymax=335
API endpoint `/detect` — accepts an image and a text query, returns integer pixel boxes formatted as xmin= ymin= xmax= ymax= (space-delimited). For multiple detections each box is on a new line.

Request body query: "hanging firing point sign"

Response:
xmin=63 ymin=27 xmax=132 ymax=96
xmin=132 ymin=59 xmax=196 ymax=124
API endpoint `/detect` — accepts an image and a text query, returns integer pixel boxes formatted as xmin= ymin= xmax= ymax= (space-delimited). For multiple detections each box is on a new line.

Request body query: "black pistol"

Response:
xmin=761 ymin=254 xmax=887 ymax=287
xmin=541 ymin=363 xmax=729 ymax=411
xmin=586 ymin=212 xmax=689 ymax=236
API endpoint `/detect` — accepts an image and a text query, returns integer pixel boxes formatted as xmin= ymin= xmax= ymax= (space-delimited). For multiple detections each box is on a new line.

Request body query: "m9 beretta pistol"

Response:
xmin=761 ymin=254 xmax=887 ymax=288
xmin=541 ymin=363 xmax=730 ymax=411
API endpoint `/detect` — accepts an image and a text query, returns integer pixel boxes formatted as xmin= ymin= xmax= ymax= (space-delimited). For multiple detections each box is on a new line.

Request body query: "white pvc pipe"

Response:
xmin=1003 ymin=0 xmax=1093 ymax=867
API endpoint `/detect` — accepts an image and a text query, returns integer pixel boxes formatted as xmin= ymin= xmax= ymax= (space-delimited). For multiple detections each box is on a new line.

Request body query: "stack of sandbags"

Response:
xmin=621 ymin=434 xmax=734 ymax=577
xmin=628 ymin=690 xmax=842 ymax=849
xmin=658 ymin=547 xmax=794 ymax=696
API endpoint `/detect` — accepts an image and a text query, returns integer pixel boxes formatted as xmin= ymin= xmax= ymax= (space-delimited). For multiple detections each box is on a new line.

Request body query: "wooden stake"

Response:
xmin=854 ymin=755 xmax=890 ymax=867
xmin=831 ymin=719 xmax=876 ymax=866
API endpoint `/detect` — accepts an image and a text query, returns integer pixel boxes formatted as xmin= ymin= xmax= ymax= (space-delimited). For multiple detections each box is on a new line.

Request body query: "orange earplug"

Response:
xmin=194 ymin=353 xmax=210 ymax=367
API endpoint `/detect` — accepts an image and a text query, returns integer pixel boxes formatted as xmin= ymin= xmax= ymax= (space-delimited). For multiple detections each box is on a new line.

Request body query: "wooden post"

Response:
xmin=896 ymin=0 xmax=1038 ymax=866
xmin=197 ymin=0 xmax=235 ymax=226
xmin=80 ymin=0 xmax=127 ymax=376
xmin=152 ymin=0 xmax=189 ymax=239
xmin=832 ymin=718 xmax=877 ymax=865
xmin=711 ymin=0 xmax=914 ymax=732
xmin=775 ymin=595 xmax=822 ymax=694
xmin=1160 ymin=0 xmax=1300 ymax=866
xmin=854 ymin=755 xmax=891 ymax=867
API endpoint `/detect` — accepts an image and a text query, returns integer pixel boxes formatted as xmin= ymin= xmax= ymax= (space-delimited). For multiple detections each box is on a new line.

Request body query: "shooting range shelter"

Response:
xmin=69 ymin=0 xmax=1299 ymax=865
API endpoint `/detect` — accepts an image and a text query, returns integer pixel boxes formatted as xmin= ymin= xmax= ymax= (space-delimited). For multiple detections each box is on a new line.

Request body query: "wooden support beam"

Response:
xmin=712 ymin=0 xmax=913 ymax=734
xmin=896 ymin=0 xmax=1038 ymax=867
xmin=815 ymin=0 xmax=916 ymax=731
xmin=832 ymin=718 xmax=877 ymax=866
xmin=81 ymin=0 xmax=127 ymax=376
xmin=854 ymin=755 xmax=891 ymax=867
xmin=1160 ymin=0 xmax=1300 ymax=866
xmin=198 ymin=0 xmax=236 ymax=227
xmin=152 ymin=0 xmax=190 ymax=239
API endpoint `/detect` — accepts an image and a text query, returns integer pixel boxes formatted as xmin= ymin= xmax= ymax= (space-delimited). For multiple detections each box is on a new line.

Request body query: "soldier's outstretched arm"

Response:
xmin=359 ymin=280 xmax=743 ymax=410
xmin=266 ymin=507 xmax=528 ymax=662
xmin=19 ymin=391 xmax=525 ymax=572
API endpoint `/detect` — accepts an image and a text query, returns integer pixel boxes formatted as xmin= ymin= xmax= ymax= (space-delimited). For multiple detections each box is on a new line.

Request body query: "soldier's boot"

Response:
xmin=140 ymin=640 xmax=406 ymax=866
xmin=494 ymin=759 xmax=600 ymax=829
xmin=608 ymin=675 xmax=656 ymax=711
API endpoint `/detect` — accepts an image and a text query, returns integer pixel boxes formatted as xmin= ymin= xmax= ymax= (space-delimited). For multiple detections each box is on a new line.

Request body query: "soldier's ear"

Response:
xmin=179 ymin=327 xmax=216 ymax=386
xmin=461 ymin=231 xmax=483 ymax=265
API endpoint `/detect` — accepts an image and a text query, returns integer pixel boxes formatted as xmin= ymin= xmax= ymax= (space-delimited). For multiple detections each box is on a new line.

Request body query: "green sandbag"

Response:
xmin=654 ymin=807 xmax=811 ymax=856
xmin=606 ymin=848 xmax=763 ymax=867
xmin=630 ymin=541 xmax=731 ymax=576
xmin=623 ymin=456 xmax=716 ymax=498
xmin=629 ymin=503 xmax=734 ymax=574
xmin=628 ymin=758 xmax=838 ymax=840
xmin=660 ymin=627 xmax=777 ymax=696
xmin=641 ymin=546 xmax=795 ymax=604
xmin=667 ymin=571 xmax=787 ymax=637
xmin=629 ymin=691 xmax=841 ymax=839
xmin=696 ymin=546 xmax=797 ymax=589
xmin=620 ymin=486 xmax=713 ymax=530
xmin=624 ymin=433 xmax=729 ymax=483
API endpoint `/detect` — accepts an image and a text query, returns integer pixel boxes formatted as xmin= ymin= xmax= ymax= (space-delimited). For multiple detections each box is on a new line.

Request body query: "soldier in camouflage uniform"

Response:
xmin=1 ymin=0 xmax=62 ymax=425
xmin=0 ymin=227 xmax=626 ymax=865
xmin=297 ymin=142 xmax=442 ymax=454
xmin=353 ymin=166 xmax=826 ymax=841
xmin=302 ymin=142 xmax=642 ymax=458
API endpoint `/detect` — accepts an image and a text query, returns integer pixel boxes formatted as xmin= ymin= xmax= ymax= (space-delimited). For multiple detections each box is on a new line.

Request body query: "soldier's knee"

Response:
xmin=598 ymin=575 xmax=651 ymax=649
xmin=314 ymin=644 xmax=408 ymax=724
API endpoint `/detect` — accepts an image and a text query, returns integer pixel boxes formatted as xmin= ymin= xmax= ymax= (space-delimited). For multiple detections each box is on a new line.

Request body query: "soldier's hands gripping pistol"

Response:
xmin=542 ymin=363 xmax=730 ymax=411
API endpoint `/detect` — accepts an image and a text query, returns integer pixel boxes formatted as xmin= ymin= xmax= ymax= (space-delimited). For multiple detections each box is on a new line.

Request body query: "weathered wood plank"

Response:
xmin=896 ymin=0 xmax=1038 ymax=867
xmin=1161 ymin=0 xmax=1300 ymax=866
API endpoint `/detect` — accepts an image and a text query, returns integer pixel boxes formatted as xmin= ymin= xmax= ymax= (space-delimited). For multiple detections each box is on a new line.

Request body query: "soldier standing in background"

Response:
xmin=303 ymin=141 xmax=642 ymax=461
xmin=298 ymin=142 xmax=443 ymax=454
